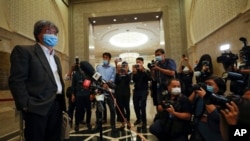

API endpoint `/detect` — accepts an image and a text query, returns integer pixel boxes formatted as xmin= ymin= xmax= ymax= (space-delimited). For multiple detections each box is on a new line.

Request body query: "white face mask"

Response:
xmin=171 ymin=87 xmax=181 ymax=95
xmin=183 ymin=66 xmax=189 ymax=74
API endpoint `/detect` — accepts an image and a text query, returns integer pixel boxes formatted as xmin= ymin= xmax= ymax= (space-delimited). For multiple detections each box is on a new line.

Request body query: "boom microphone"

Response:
xmin=80 ymin=61 xmax=102 ymax=81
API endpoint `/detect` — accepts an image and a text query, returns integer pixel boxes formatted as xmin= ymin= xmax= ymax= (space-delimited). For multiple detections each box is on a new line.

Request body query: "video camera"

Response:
xmin=216 ymin=51 xmax=238 ymax=69
xmin=239 ymin=37 xmax=250 ymax=66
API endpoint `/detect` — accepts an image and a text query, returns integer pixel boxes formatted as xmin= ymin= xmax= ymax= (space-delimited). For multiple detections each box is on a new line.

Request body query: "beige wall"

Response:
xmin=0 ymin=0 xmax=70 ymax=137
xmin=1 ymin=0 xmax=250 ymax=137
xmin=69 ymin=0 xmax=187 ymax=65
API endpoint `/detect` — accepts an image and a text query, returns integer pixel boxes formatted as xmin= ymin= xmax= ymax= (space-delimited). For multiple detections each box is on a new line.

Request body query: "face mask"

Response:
xmin=171 ymin=87 xmax=181 ymax=95
xmin=206 ymin=85 xmax=214 ymax=93
xmin=103 ymin=60 xmax=108 ymax=65
xmin=183 ymin=66 xmax=189 ymax=74
xmin=155 ymin=56 xmax=162 ymax=61
xmin=43 ymin=34 xmax=58 ymax=47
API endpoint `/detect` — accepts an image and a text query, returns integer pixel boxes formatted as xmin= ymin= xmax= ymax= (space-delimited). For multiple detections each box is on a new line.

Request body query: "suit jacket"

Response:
xmin=9 ymin=43 xmax=66 ymax=116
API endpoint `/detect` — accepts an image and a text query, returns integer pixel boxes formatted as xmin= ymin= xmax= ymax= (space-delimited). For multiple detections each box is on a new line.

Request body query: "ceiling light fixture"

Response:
xmin=109 ymin=32 xmax=148 ymax=48
xmin=119 ymin=52 xmax=140 ymax=62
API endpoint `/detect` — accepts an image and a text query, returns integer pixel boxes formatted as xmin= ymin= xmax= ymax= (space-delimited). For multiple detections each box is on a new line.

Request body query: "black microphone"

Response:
xmin=80 ymin=61 xmax=116 ymax=89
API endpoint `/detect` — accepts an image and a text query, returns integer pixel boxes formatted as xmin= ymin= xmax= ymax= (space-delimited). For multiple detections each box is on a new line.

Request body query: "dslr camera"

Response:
xmin=147 ymin=60 xmax=157 ymax=69
xmin=192 ymin=82 xmax=207 ymax=91
xmin=161 ymin=100 xmax=174 ymax=109
xmin=203 ymin=93 xmax=241 ymax=109
xmin=133 ymin=64 xmax=140 ymax=69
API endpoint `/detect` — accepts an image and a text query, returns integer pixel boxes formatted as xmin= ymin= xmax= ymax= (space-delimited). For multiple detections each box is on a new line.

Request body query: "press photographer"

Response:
xmin=148 ymin=48 xmax=177 ymax=113
xmin=71 ymin=57 xmax=92 ymax=132
xmin=114 ymin=61 xmax=132 ymax=129
xmin=131 ymin=57 xmax=151 ymax=128
xmin=149 ymin=78 xmax=192 ymax=141
xmin=194 ymin=54 xmax=213 ymax=83
xmin=217 ymin=37 xmax=250 ymax=95
xmin=189 ymin=76 xmax=226 ymax=141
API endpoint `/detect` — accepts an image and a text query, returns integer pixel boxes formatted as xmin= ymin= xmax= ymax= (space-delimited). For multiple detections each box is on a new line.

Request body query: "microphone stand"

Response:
xmin=95 ymin=93 xmax=105 ymax=141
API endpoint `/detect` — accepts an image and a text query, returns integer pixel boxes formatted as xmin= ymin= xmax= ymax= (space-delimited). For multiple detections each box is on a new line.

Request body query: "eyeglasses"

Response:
xmin=44 ymin=28 xmax=57 ymax=35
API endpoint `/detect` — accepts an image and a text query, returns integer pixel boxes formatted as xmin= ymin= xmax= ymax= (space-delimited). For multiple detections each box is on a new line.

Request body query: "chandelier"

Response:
xmin=119 ymin=52 xmax=140 ymax=63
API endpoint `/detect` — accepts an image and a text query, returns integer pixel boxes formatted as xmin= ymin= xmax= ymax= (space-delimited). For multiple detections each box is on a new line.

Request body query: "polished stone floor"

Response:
xmin=5 ymin=94 xmax=158 ymax=141
xmin=68 ymin=95 xmax=158 ymax=141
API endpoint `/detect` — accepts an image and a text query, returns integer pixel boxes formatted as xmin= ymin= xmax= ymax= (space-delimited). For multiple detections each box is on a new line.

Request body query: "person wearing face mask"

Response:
xmin=177 ymin=54 xmax=194 ymax=97
xmin=94 ymin=52 xmax=117 ymax=132
xmin=149 ymin=78 xmax=192 ymax=141
xmin=8 ymin=20 xmax=66 ymax=141
xmin=189 ymin=76 xmax=226 ymax=141
xmin=149 ymin=48 xmax=177 ymax=119
xmin=132 ymin=57 xmax=151 ymax=129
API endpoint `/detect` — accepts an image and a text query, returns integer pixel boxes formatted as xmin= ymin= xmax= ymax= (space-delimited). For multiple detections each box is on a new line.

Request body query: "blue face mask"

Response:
xmin=155 ymin=56 xmax=162 ymax=61
xmin=43 ymin=34 xmax=58 ymax=47
xmin=206 ymin=85 xmax=214 ymax=93
xmin=103 ymin=60 xmax=108 ymax=65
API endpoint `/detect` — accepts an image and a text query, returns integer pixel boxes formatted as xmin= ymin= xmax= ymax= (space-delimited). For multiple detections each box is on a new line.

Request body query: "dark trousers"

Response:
xmin=133 ymin=90 xmax=148 ymax=122
xmin=96 ymin=95 xmax=116 ymax=126
xmin=149 ymin=119 xmax=188 ymax=141
xmin=75 ymin=95 xmax=91 ymax=126
xmin=116 ymin=94 xmax=130 ymax=122
xmin=23 ymin=99 xmax=62 ymax=141
xmin=67 ymin=97 xmax=76 ymax=121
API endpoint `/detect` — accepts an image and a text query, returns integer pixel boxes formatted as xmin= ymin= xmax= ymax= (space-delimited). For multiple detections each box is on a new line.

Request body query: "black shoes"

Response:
xmin=134 ymin=120 xmax=141 ymax=125
xmin=111 ymin=125 xmax=118 ymax=132
xmin=87 ymin=123 xmax=92 ymax=130
xmin=142 ymin=122 xmax=147 ymax=129
xmin=74 ymin=125 xmax=79 ymax=132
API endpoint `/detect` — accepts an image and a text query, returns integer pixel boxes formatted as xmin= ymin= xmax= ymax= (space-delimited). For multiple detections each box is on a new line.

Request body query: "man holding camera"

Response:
xmin=132 ymin=57 xmax=151 ymax=129
xmin=189 ymin=76 xmax=226 ymax=141
xmin=149 ymin=48 xmax=177 ymax=113
xmin=149 ymin=78 xmax=192 ymax=141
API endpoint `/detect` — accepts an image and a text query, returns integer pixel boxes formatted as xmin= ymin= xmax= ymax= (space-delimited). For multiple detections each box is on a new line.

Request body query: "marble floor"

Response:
xmin=5 ymin=94 xmax=158 ymax=141
xmin=68 ymin=95 xmax=158 ymax=141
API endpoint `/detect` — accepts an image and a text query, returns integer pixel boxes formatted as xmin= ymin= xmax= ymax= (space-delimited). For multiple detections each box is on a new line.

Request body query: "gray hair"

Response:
xmin=33 ymin=20 xmax=59 ymax=42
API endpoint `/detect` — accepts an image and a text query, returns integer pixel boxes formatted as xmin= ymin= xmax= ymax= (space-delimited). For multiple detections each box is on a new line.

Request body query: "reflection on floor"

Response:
xmin=70 ymin=125 xmax=157 ymax=141
xmin=69 ymin=95 xmax=158 ymax=141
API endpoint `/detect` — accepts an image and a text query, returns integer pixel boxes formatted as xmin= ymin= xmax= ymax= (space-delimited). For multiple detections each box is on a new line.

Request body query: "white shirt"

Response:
xmin=39 ymin=43 xmax=62 ymax=94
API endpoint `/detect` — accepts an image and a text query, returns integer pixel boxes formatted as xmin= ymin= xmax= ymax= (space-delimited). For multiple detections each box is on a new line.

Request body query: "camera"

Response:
xmin=192 ymin=82 xmax=207 ymax=91
xmin=120 ymin=64 xmax=126 ymax=73
xmin=133 ymin=64 xmax=140 ymax=69
xmin=217 ymin=51 xmax=238 ymax=69
xmin=147 ymin=60 xmax=157 ymax=69
xmin=161 ymin=100 xmax=174 ymax=109
xmin=203 ymin=92 xmax=242 ymax=109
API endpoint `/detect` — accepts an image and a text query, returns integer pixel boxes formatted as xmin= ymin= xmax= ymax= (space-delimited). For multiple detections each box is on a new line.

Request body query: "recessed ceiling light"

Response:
xmin=134 ymin=17 xmax=138 ymax=20
xmin=109 ymin=32 xmax=148 ymax=48
xmin=113 ymin=19 xmax=117 ymax=22
xmin=93 ymin=20 xmax=96 ymax=23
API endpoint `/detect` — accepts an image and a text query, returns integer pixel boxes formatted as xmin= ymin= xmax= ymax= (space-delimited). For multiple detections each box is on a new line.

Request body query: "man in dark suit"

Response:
xmin=9 ymin=20 xmax=66 ymax=141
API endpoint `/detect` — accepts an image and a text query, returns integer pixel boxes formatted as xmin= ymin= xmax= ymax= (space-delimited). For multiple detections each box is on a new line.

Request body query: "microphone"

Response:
xmin=82 ymin=79 xmax=113 ymax=94
xmin=80 ymin=61 xmax=116 ymax=89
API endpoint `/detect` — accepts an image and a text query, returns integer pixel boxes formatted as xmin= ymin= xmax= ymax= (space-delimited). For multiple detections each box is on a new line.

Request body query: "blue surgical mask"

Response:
xmin=206 ymin=85 xmax=214 ymax=93
xmin=155 ymin=56 xmax=162 ymax=61
xmin=43 ymin=34 xmax=58 ymax=47
xmin=103 ymin=60 xmax=108 ymax=65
